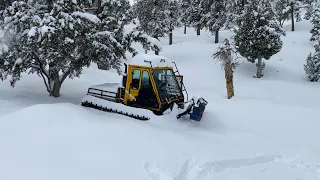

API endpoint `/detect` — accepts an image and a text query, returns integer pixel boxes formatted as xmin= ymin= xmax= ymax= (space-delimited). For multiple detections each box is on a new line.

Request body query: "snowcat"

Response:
xmin=80 ymin=54 xmax=208 ymax=121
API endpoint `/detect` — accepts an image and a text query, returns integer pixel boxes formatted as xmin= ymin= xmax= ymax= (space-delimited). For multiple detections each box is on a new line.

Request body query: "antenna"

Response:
xmin=144 ymin=60 xmax=153 ymax=68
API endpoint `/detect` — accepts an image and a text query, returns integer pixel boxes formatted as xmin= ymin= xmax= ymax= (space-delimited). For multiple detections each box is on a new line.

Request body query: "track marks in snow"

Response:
xmin=197 ymin=154 xmax=284 ymax=175
xmin=144 ymin=155 xmax=320 ymax=180
xmin=144 ymin=159 xmax=201 ymax=180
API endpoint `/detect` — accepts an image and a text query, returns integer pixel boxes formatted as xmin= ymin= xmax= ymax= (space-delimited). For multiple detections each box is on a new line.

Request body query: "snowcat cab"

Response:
xmin=81 ymin=54 xmax=208 ymax=121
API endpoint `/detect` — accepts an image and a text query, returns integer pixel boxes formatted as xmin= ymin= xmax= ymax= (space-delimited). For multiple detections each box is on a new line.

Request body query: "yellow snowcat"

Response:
xmin=81 ymin=54 xmax=208 ymax=121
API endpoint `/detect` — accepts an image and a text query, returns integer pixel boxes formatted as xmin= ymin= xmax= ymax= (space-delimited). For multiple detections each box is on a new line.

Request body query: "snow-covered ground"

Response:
xmin=1 ymin=20 xmax=320 ymax=180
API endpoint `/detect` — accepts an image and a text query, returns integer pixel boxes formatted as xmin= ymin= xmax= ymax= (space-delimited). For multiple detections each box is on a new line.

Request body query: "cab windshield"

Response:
xmin=152 ymin=69 xmax=183 ymax=102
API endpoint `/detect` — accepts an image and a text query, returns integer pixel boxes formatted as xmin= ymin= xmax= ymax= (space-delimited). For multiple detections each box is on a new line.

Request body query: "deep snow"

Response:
xmin=1 ymin=20 xmax=320 ymax=180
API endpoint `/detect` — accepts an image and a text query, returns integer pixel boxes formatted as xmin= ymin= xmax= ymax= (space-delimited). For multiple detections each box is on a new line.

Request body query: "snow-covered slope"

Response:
xmin=1 ymin=20 xmax=320 ymax=180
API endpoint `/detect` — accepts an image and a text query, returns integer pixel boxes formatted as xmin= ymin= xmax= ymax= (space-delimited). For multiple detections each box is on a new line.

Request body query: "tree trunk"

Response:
xmin=98 ymin=63 xmax=109 ymax=70
xmin=224 ymin=63 xmax=234 ymax=99
xmin=197 ymin=25 xmax=200 ymax=36
xmin=184 ymin=25 xmax=187 ymax=34
xmin=169 ymin=29 xmax=173 ymax=45
xmin=154 ymin=35 xmax=159 ymax=55
xmin=215 ymin=30 xmax=219 ymax=43
xmin=256 ymin=57 xmax=263 ymax=78
xmin=96 ymin=0 xmax=106 ymax=70
xmin=97 ymin=0 xmax=102 ymax=14
xmin=51 ymin=79 xmax=62 ymax=98
xmin=291 ymin=2 xmax=294 ymax=31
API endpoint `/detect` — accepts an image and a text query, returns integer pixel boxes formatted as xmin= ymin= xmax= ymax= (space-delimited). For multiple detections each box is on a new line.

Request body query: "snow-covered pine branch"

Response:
xmin=98 ymin=0 xmax=161 ymax=59
xmin=213 ymin=38 xmax=239 ymax=71
xmin=199 ymin=0 xmax=227 ymax=43
xmin=0 ymin=0 xmax=125 ymax=97
xmin=133 ymin=0 xmax=170 ymax=52
xmin=123 ymin=29 xmax=162 ymax=56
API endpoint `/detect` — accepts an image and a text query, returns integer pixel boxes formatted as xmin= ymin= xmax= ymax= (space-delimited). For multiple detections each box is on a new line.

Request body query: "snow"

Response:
xmin=72 ymin=11 xmax=101 ymax=24
xmin=27 ymin=27 xmax=37 ymax=37
xmin=129 ymin=53 xmax=174 ymax=68
xmin=89 ymin=82 xmax=122 ymax=92
xmin=1 ymin=19 xmax=320 ymax=180
xmin=0 ymin=29 xmax=9 ymax=55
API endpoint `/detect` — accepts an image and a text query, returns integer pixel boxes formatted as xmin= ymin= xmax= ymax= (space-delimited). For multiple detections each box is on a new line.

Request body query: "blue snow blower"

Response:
xmin=176 ymin=97 xmax=208 ymax=121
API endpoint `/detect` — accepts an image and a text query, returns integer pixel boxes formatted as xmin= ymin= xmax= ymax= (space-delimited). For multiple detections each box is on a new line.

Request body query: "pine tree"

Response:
xmin=304 ymin=4 xmax=320 ymax=82
xmin=224 ymin=0 xmax=247 ymax=30
xmin=304 ymin=52 xmax=320 ymax=82
xmin=0 ymin=0 xmax=14 ymax=10
xmin=94 ymin=0 xmax=161 ymax=68
xmin=0 ymin=0 xmax=125 ymax=97
xmin=186 ymin=0 xmax=203 ymax=35
xmin=168 ymin=0 xmax=182 ymax=45
xmin=272 ymin=0 xmax=291 ymax=27
xmin=302 ymin=0 xmax=316 ymax=20
xmin=133 ymin=0 xmax=169 ymax=54
xmin=234 ymin=0 xmax=285 ymax=78
xmin=310 ymin=3 xmax=320 ymax=42
xmin=180 ymin=0 xmax=191 ymax=34
xmin=200 ymin=0 xmax=226 ymax=43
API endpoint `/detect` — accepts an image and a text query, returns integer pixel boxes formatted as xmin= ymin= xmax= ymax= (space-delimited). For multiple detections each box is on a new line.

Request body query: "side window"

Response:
xmin=141 ymin=71 xmax=150 ymax=88
xmin=131 ymin=69 xmax=140 ymax=90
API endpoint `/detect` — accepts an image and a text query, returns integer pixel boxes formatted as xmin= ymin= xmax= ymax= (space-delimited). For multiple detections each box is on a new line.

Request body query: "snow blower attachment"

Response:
xmin=81 ymin=54 xmax=208 ymax=121
xmin=176 ymin=97 xmax=208 ymax=121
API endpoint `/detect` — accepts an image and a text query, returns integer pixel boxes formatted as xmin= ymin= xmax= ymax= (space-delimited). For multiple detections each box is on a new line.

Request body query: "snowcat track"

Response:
xmin=81 ymin=101 xmax=150 ymax=121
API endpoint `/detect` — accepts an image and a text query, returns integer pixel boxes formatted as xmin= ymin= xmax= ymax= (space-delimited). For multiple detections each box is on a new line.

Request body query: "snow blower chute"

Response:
xmin=80 ymin=54 xmax=208 ymax=121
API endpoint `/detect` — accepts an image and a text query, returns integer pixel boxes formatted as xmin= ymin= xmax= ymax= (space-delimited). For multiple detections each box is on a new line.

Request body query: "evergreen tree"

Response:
xmin=168 ymin=0 xmax=182 ymax=44
xmin=97 ymin=0 xmax=160 ymax=67
xmin=304 ymin=4 xmax=320 ymax=82
xmin=310 ymin=3 xmax=320 ymax=42
xmin=200 ymin=0 xmax=227 ymax=43
xmin=302 ymin=0 xmax=316 ymax=20
xmin=304 ymin=51 xmax=320 ymax=82
xmin=234 ymin=0 xmax=285 ymax=78
xmin=133 ymin=0 xmax=169 ymax=54
xmin=186 ymin=0 xmax=203 ymax=35
xmin=0 ymin=0 xmax=125 ymax=97
xmin=0 ymin=0 xmax=14 ymax=10
xmin=180 ymin=0 xmax=191 ymax=34
xmin=272 ymin=0 xmax=291 ymax=27
xmin=168 ymin=0 xmax=182 ymax=29
xmin=225 ymin=0 xmax=247 ymax=30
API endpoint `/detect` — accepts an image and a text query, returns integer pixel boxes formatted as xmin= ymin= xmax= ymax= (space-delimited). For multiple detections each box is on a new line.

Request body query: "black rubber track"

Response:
xmin=81 ymin=101 xmax=150 ymax=121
